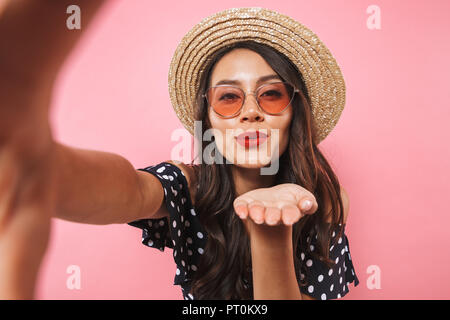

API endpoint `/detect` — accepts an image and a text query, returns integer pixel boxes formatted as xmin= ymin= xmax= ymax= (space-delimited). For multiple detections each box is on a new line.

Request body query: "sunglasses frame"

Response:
xmin=201 ymin=81 xmax=300 ymax=118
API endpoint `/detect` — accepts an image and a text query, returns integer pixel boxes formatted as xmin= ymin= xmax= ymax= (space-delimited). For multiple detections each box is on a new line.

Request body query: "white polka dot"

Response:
xmin=191 ymin=265 xmax=197 ymax=271
xmin=335 ymin=257 xmax=339 ymax=264
xmin=174 ymin=250 xmax=177 ymax=257
xmin=181 ymin=260 xmax=185 ymax=266
xmin=185 ymin=220 xmax=190 ymax=227
xmin=188 ymin=293 xmax=193 ymax=299
xmin=178 ymin=230 xmax=181 ymax=237
xmin=198 ymin=248 xmax=204 ymax=254
xmin=168 ymin=175 xmax=174 ymax=181
xmin=180 ymin=247 xmax=183 ymax=253
xmin=164 ymin=188 xmax=167 ymax=196
xmin=156 ymin=166 xmax=166 ymax=173
xmin=321 ymin=293 xmax=327 ymax=300
xmin=308 ymin=285 xmax=314 ymax=293
xmin=173 ymin=171 xmax=177 ymax=177
xmin=190 ymin=209 xmax=196 ymax=216
xmin=332 ymin=231 xmax=336 ymax=237
xmin=330 ymin=284 xmax=334 ymax=291
xmin=148 ymin=221 xmax=153 ymax=227
xmin=351 ymin=269 xmax=354 ymax=276
xmin=177 ymin=206 xmax=180 ymax=212
xmin=170 ymin=201 xmax=175 ymax=207
xmin=345 ymin=245 xmax=349 ymax=252
xmin=310 ymin=245 xmax=314 ymax=251
xmin=339 ymin=267 xmax=341 ymax=274
xmin=318 ymin=275 xmax=324 ymax=282
xmin=343 ymin=285 xmax=346 ymax=292
xmin=181 ymin=197 xmax=186 ymax=204
xmin=147 ymin=240 xmax=153 ymax=246
xmin=341 ymin=248 xmax=345 ymax=255
xmin=300 ymin=273 xmax=305 ymax=280
xmin=173 ymin=220 xmax=177 ymax=228
xmin=187 ymin=237 xmax=193 ymax=244
xmin=176 ymin=268 xmax=180 ymax=275
xmin=300 ymin=252 xmax=305 ymax=260
xmin=328 ymin=269 xmax=333 ymax=276
xmin=155 ymin=232 xmax=160 ymax=239
xmin=338 ymin=237 xmax=342 ymax=244
xmin=197 ymin=232 xmax=204 ymax=239
xmin=306 ymin=259 xmax=313 ymax=267
xmin=159 ymin=220 xmax=165 ymax=226
xmin=181 ymin=215 xmax=184 ymax=222
xmin=172 ymin=239 xmax=176 ymax=246
xmin=339 ymin=277 xmax=343 ymax=284
xmin=337 ymin=294 xmax=341 ymax=298
xmin=162 ymin=175 xmax=168 ymax=180
xmin=330 ymin=245 xmax=334 ymax=251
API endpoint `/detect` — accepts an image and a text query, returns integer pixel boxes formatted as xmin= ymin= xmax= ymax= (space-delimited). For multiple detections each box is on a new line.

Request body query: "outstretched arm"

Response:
xmin=0 ymin=0 xmax=168 ymax=299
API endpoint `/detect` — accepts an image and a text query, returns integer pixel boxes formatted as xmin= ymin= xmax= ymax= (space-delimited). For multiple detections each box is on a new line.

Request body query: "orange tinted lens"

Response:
xmin=257 ymin=82 xmax=294 ymax=114
xmin=207 ymin=86 xmax=243 ymax=116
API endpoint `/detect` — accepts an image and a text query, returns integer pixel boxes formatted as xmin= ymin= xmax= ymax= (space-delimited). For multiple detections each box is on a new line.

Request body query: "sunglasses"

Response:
xmin=202 ymin=81 xmax=299 ymax=118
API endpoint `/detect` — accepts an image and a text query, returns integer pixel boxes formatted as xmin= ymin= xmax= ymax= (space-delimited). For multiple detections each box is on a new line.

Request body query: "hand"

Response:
xmin=233 ymin=183 xmax=318 ymax=229
xmin=0 ymin=139 xmax=58 ymax=299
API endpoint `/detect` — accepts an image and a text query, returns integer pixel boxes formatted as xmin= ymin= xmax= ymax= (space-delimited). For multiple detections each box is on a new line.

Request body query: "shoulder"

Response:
xmin=164 ymin=160 xmax=198 ymax=206
xmin=324 ymin=185 xmax=350 ymax=224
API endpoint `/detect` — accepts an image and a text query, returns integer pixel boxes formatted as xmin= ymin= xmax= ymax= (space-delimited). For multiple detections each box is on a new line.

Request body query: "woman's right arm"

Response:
xmin=0 ymin=0 xmax=167 ymax=226
xmin=52 ymin=142 xmax=166 ymax=225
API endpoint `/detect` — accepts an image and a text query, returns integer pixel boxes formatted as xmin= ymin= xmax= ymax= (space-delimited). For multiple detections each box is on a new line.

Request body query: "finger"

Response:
xmin=233 ymin=199 xmax=249 ymax=219
xmin=265 ymin=206 xmax=281 ymax=226
xmin=248 ymin=200 xmax=265 ymax=224
xmin=298 ymin=197 xmax=318 ymax=215
xmin=281 ymin=205 xmax=301 ymax=225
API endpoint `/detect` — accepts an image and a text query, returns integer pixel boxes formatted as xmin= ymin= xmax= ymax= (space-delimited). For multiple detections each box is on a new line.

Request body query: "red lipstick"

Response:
xmin=235 ymin=131 xmax=268 ymax=148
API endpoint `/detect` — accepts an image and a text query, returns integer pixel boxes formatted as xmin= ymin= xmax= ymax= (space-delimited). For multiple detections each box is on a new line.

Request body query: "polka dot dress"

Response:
xmin=128 ymin=162 xmax=359 ymax=300
xmin=298 ymin=223 xmax=360 ymax=299
xmin=127 ymin=162 xmax=206 ymax=300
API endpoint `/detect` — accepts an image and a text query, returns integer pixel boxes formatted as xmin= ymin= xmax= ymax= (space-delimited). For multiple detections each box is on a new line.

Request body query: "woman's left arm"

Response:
xmin=234 ymin=183 xmax=319 ymax=300
xmin=235 ymin=184 xmax=350 ymax=300
xmin=248 ymin=222 xmax=302 ymax=299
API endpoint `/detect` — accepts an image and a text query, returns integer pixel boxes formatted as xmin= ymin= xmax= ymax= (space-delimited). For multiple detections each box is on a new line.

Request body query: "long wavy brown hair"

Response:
xmin=186 ymin=40 xmax=345 ymax=299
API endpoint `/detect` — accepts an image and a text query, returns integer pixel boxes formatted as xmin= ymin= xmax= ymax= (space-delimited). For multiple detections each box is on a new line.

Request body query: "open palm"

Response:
xmin=233 ymin=183 xmax=318 ymax=227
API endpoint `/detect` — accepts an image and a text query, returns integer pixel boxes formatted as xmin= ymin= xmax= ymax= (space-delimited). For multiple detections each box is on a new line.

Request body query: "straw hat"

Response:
xmin=168 ymin=7 xmax=346 ymax=144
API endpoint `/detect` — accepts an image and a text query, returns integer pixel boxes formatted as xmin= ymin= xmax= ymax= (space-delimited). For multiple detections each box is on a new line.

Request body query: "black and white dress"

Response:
xmin=128 ymin=161 xmax=360 ymax=300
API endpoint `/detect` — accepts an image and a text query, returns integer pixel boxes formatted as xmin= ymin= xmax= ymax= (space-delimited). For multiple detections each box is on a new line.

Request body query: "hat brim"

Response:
xmin=168 ymin=7 xmax=345 ymax=144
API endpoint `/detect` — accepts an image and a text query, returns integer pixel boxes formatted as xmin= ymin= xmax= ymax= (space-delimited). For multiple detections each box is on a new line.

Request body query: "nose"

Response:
xmin=239 ymin=94 xmax=264 ymax=123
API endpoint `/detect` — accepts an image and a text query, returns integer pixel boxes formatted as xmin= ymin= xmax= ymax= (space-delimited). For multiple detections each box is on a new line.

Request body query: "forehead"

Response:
xmin=209 ymin=48 xmax=278 ymax=87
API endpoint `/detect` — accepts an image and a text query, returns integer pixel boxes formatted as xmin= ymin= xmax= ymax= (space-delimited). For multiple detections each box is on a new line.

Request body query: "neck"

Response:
xmin=231 ymin=165 xmax=277 ymax=197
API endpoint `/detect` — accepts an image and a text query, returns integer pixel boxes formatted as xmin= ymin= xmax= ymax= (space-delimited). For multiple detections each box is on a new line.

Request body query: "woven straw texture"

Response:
xmin=168 ymin=7 xmax=346 ymax=144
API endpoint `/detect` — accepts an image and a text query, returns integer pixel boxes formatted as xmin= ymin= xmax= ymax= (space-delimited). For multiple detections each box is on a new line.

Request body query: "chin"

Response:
xmin=227 ymin=153 xmax=274 ymax=168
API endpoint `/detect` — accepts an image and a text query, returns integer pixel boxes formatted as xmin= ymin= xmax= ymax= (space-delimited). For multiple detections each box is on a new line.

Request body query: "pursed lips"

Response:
xmin=235 ymin=130 xmax=269 ymax=141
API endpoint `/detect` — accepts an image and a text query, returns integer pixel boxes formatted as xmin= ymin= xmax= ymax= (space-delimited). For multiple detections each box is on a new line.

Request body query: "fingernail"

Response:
xmin=285 ymin=218 xmax=294 ymax=225
xmin=301 ymin=200 xmax=312 ymax=211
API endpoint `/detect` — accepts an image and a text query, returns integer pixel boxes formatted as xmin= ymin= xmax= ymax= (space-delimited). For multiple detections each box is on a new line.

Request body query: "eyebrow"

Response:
xmin=213 ymin=74 xmax=282 ymax=87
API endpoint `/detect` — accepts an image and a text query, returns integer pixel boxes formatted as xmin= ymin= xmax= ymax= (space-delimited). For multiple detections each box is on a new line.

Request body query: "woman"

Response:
xmin=0 ymin=4 xmax=359 ymax=300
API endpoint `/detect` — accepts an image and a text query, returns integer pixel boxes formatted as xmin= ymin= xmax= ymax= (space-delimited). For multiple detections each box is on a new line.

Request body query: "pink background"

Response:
xmin=37 ymin=0 xmax=450 ymax=299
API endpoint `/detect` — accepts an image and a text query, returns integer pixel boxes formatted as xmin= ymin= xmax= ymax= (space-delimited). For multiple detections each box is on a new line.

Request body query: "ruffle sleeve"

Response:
xmin=298 ymin=223 xmax=360 ymax=300
xmin=127 ymin=161 xmax=207 ymax=287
